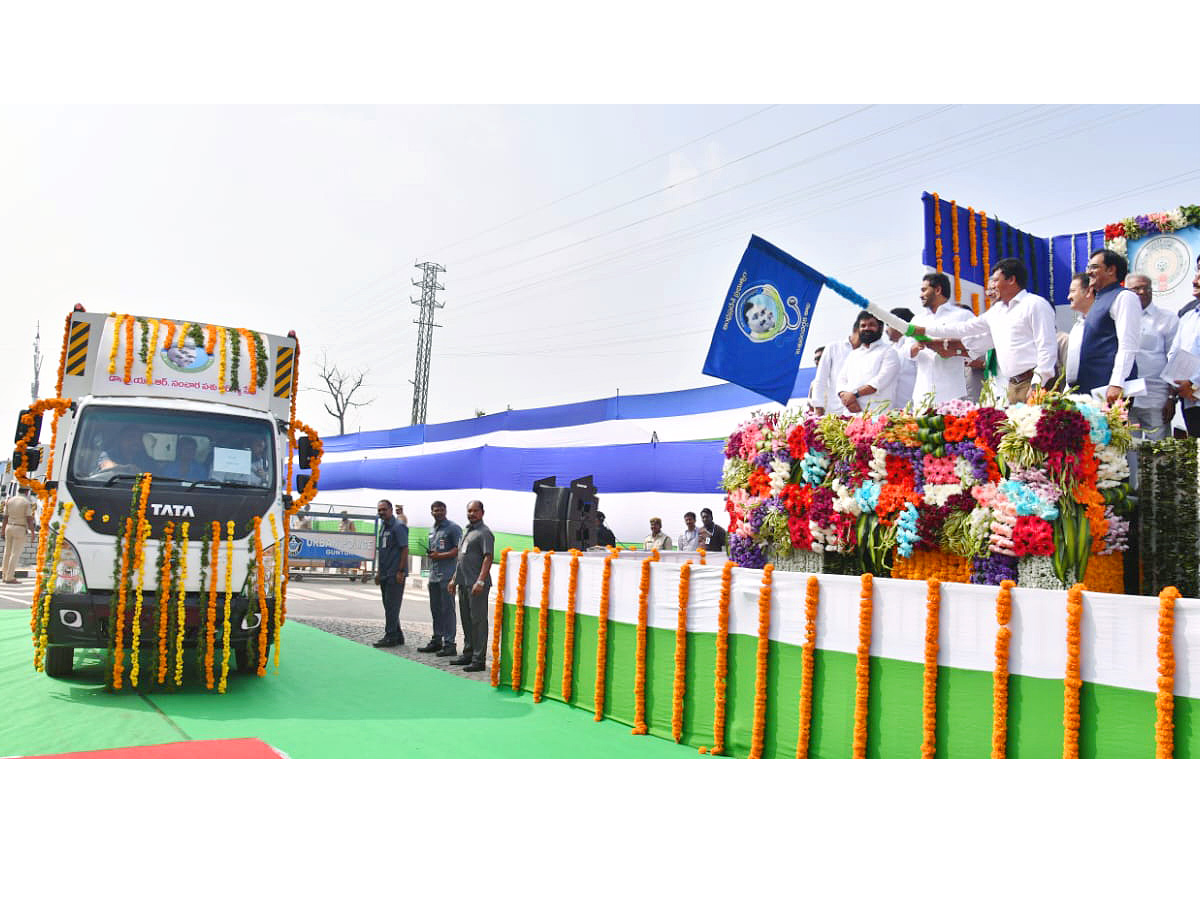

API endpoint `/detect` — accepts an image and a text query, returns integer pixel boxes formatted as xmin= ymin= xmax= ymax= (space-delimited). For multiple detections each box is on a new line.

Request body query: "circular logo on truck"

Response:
xmin=160 ymin=338 xmax=215 ymax=374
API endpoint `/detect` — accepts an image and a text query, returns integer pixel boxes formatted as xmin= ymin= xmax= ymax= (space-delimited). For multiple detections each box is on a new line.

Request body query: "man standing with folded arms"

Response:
xmin=909 ymin=257 xmax=1056 ymax=405
xmin=372 ymin=499 xmax=409 ymax=648
xmin=420 ymin=500 xmax=463 ymax=658
xmin=447 ymin=500 xmax=494 ymax=673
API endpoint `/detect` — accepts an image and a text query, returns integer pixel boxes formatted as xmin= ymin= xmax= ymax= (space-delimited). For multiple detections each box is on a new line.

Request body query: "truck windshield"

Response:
xmin=68 ymin=405 xmax=276 ymax=489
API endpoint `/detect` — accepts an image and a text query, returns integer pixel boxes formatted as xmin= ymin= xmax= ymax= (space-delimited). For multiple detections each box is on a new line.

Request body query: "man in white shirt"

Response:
xmin=1165 ymin=254 xmax=1200 ymax=437
xmin=885 ymin=307 xmax=917 ymax=410
xmin=677 ymin=512 xmax=701 ymax=551
xmin=909 ymin=257 xmax=1057 ymax=405
xmin=836 ymin=311 xmax=900 ymax=413
xmin=1074 ymin=250 xmax=1141 ymax=404
xmin=811 ymin=319 xmax=859 ymax=415
xmin=1126 ymin=274 xmax=1177 ymax=441
xmin=905 ymin=272 xmax=976 ymax=408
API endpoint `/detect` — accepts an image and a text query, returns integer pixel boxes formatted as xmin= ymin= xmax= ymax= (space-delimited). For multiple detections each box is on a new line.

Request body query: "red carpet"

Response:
xmin=21 ymin=737 xmax=287 ymax=759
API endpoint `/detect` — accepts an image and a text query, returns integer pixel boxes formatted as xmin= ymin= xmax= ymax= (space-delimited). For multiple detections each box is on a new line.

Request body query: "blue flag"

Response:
xmin=702 ymin=235 xmax=826 ymax=405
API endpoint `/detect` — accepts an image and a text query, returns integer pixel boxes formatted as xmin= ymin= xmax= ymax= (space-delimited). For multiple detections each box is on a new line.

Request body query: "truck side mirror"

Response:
xmin=15 ymin=409 xmax=42 ymax=445
xmin=282 ymin=493 xmax=294 ymax=510
xmin=12 ymin=448 xmax=41 ymax=472
xmin=297 ymin=434 xmax=313 ymax=470
xmin=295 ymin=474 xmax=310 ymax=494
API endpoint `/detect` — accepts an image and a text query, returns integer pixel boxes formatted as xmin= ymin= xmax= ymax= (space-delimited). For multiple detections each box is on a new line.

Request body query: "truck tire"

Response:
xmin=235 ymin=644 xmax=256 ymax=674
xmin=44 ymin=646 xmax=74 ymax=678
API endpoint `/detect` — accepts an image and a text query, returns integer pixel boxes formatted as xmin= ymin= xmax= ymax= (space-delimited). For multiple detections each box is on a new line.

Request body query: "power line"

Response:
xmin=425 ymin=104 xmax=781 ymax=258
xmin=440 ymin=105 xmax=876 ymax=272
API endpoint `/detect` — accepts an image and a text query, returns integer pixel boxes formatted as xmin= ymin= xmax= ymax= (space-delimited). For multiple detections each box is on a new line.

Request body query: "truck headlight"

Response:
xmin=51 ymin=538 xmax=88 ymax=594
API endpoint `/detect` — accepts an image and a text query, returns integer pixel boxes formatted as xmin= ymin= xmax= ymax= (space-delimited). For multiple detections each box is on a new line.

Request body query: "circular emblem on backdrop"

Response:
xmin=1133 ymin=235 xmax=1192 ymax=295
xmin=159 ymin=338 xmax=216 ymax=374
xmin=735 ymin=283 xmax=787 ymax=342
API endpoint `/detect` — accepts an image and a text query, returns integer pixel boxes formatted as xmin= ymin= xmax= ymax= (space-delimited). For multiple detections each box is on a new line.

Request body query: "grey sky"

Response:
xmin=3 ymin=104 xmax=1198 ymax=436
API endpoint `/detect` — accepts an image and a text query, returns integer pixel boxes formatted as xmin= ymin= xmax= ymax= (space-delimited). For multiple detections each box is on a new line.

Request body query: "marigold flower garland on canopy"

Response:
xmin=110 ymin=514 xmax=135 ymax=690
xmin=795 ymin=575 xmax=820 ymax=759
xmin=705 ymin=559 xmax=736 ymax=756
xmin=490 ymin=548 xmax=511 ymax=689
xmin=510 ymin=549 xmax=532 ymax=693
xmin=533 ymin=550 xmax=555 ymax=703
xmin=921 ymin=578 xmax=942 ymax=759
xmin=593 ymin=551 xmax=615 ymax=720
xmin=1062 ymin=584 xmax=1084 ymax=758
xmin=35 ymin=503 xmax=73 ymax=671
xmin=175 ymin=523 xmax=189 ymax=686
xmin=205 ymin=521 xmax=220 ymax=690
xmin=990 ymin=579 xmax=1014 ymax=758
xmin=218 ymin=520 xmax=235 ymax=693
xmin=933 ymin=191 xmax=943 ymax=272
xmin=156 ymin=521 xmax=175 ymax=684
xmin=749 ymin=563 xmax=774 ymax=759
xmin=1155 ymin=586 xmax=1179 ymax=759
xmin=631 ymin=553 xmax=656 ymax=735
xmin=561 ymin=549 xmax=581 ymax=703
xmin=268 ymin=514 xmax=284 ymax=670
xmin=851 ymin=573 xmax=874 ymax=759
xmin=671 ymin=561 xmax=693 ymax=743
xmin=253 ymin=516 xmax=269 ymax=675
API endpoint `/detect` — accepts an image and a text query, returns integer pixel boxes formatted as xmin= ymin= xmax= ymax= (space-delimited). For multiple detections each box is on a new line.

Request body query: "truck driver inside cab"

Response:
xmin=96 ymin=427 xmax=156 ymax=475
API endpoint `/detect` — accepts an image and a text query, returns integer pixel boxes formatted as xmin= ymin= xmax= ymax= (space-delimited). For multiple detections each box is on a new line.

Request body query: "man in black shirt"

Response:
xmin=699 ymin=508 xmax=726 ymax=552
xmin=594 ymin=511 xmax=616 ymax=548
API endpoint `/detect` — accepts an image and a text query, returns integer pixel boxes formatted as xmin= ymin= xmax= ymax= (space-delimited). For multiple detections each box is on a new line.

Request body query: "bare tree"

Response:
xmin=312 ymin=351 xmax=373 ymax=435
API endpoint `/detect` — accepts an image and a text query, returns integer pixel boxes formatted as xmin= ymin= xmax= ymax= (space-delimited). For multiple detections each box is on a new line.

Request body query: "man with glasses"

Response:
xmin=1127 ymin=274 xmax=1178 ymax=441
xmin=1078 ymin=250 xmax=1141 ymax=405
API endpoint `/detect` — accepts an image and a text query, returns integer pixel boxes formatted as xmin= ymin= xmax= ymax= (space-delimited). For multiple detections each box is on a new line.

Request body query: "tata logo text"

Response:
xmin=150 ymin=503 xmax=196 ymax=517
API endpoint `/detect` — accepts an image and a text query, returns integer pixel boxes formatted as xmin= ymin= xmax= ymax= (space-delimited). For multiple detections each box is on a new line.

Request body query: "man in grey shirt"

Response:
xmin=419 ymin=500 xmax=463 ymax=657
xmin=447 ymin=500 xmax=494 ymax=673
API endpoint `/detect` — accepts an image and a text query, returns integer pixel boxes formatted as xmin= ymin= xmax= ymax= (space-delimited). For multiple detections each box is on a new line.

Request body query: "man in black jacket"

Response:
xmin=699 ymin=508 xmax=726 ymax=552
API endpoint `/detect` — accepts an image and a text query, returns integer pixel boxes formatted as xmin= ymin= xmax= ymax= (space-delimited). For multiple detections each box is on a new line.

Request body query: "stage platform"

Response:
xmin=0 ymin=611 xmax=697 ymax=759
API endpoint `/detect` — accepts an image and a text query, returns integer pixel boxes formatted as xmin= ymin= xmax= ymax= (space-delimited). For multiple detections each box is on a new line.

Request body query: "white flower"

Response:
xmin=869 ymin=445 xmax=888 ymax=481
xmin=1095 ymin=443 xmax=1130 ymax=488
xmin=831 ymin=478 xmax=860 ymax=517
xmin=1107 ymin=236 xmax=1127 ymax=257
xmin=768 ymin=459 xmax=791 ymax=495
xmin=923 ymin=483 xmax=963 ymax=507
xmin=1006 ymin=403 xmax=1041 ymax=439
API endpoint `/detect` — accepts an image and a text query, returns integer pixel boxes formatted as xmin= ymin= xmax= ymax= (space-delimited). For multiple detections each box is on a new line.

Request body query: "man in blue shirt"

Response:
xmin=418 ymin=500 xmax=463 ymax=658
xmin=372 ymin=498 xmax=409 ymax=648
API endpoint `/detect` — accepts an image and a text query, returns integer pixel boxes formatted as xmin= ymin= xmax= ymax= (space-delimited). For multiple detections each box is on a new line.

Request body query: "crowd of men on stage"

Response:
xmin=809 ymin=251 xmax=1200 ymax=442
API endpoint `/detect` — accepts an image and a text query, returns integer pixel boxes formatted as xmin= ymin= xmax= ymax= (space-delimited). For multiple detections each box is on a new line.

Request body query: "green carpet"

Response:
xmin=0 ymin=610 xmax=697 ymax=759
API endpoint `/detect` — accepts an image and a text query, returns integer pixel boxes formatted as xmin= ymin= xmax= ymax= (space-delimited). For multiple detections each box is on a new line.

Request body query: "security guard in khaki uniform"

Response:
xmin=2 ymin=488 xmax=37 ymax=583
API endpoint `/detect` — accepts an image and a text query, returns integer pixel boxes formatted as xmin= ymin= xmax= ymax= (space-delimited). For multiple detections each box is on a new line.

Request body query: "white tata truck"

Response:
xmin=15 ymin=306 xmax=319 ymax=683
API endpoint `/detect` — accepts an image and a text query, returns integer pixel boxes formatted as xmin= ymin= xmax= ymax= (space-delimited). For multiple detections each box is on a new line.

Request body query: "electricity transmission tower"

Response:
xmin=31 ymin=321 xmax=42 ymax=401
xmin=410 ymin=260 xmax=445 ymax=425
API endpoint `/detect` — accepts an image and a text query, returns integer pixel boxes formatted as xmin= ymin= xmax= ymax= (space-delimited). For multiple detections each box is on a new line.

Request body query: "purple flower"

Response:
xmin=970 ymin=553 xmax=1017 ymax=586
xmin=947 ymin=440 xmax=989 ymax=481
xmin=729 ymin=533 xmax=767 ymax=568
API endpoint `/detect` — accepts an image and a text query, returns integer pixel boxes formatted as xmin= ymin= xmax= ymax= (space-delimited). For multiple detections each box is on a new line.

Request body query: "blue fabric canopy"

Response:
xmin=319 ymin=370 xmax=815 ymax=454
xmin=317 ymin=440 xmax=727 ymax=493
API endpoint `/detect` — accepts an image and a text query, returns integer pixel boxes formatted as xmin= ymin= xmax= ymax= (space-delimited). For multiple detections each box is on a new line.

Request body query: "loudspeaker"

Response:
xmin=532 ymin=475 xmax=601 ymax=551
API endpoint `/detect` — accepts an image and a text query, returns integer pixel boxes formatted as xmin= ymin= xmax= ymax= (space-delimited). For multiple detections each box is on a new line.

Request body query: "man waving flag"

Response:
xmin=703 ymin=235 xmax=921 ymax=404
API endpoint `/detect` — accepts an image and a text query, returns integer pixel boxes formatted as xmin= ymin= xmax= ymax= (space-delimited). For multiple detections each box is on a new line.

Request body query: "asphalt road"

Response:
xmin=1 ymin=573 xmax=495 ymax=647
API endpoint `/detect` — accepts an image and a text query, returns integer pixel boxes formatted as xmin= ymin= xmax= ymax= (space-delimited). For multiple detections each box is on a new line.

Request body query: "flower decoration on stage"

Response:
xmin=1104 ymin=205 xmax=1200 ymax=258
xmin=720 ymin=386 xmax=1134 ymax=587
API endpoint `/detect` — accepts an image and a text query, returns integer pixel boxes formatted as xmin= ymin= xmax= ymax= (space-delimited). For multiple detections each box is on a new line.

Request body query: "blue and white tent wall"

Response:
xmin=312 ymin=372 xmax=816 ymax=541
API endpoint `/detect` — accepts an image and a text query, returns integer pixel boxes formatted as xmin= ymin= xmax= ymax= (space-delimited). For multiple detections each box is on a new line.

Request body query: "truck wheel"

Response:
xmin=235 ymin=644 xmax=256 ymax=674
xmin=44 ymin=646 xmax=74 ymax=678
